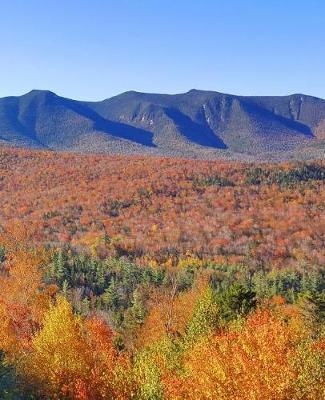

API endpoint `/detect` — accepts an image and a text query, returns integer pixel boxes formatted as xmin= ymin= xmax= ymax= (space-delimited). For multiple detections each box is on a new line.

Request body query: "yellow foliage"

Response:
xmin=22 ymin=297 xmax=91 ymax=396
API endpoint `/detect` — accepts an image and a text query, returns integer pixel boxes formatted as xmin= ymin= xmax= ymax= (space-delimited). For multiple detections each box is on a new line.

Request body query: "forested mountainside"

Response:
xmin=0 ymin=147 xmax=324 ymax=399
xmin=0 ymin=89 xmax=324 ymax=160
xmin=0 ymin=147 xmax=324 ymax=268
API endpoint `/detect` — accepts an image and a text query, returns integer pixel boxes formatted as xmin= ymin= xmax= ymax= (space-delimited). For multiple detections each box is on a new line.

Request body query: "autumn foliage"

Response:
xmin=0 ymin=148 xmax=324 ymax=399
xmin=0 ymin=147 xmax=324 ymax=269
xmin=164 ymin=308 xmax=324 ymax=400
xmin=0 ymin=238 xmax=323 ymax=399
xmin=0 ymin=241 xmax=132 ymax=399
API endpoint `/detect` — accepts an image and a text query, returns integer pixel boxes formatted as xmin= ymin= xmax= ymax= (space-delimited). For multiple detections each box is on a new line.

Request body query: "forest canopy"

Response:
xmin=0 ymin=148 xmax=324 ymax=399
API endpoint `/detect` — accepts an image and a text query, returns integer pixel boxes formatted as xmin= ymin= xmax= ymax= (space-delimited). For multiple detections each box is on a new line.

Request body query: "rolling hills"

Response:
xmin=0 ymin=146 xmax=324 ymax=268
xmin=0 ymin=89 xmax=324 ymax=160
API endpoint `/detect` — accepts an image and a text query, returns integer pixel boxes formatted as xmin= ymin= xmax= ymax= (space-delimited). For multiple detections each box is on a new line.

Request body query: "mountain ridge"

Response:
xmin=0 ymin=89 xmax=324 ymax=161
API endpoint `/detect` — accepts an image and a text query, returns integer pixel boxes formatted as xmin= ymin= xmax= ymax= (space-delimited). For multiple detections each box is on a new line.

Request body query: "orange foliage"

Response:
xmin=164 ymin=307 xmax=324 ymax=400
xmin=0 ymin=227 xmax=132 ymax=399
xmin=0 ymin=147 xmax=324 ymax=269
xmin=16 ymin=297 xmax=132 ymax=399
xmin=136 ymin=284 xmax=203 ymax=348
xmin=0 ymin=225 xmax=54 ymax=360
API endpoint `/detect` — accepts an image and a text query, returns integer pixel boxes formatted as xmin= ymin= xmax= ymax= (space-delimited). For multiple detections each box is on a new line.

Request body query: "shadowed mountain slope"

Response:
xmin=0 ymin=89 xmax=324 ymax=160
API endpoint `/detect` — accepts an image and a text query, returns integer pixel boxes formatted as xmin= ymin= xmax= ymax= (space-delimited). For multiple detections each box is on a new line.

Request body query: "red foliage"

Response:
xmin=0 ymin=147 xmax=324 ymax=270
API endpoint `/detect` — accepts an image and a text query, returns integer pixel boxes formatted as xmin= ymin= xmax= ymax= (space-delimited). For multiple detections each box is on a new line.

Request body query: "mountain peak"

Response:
xmin=23 ymin=89 xmax=57 ymax=98
xmin=186 ymin=88 xmax=216 ymax=95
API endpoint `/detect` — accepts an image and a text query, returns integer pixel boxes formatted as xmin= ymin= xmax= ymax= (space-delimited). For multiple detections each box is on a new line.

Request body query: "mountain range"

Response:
xmin=0 ymin=89 xmax=324 ymax=161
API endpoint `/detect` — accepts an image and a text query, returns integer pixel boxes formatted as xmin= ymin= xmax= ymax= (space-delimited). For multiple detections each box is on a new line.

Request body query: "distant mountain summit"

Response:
xmin=0 ymin=89 xmax=324 ymax=160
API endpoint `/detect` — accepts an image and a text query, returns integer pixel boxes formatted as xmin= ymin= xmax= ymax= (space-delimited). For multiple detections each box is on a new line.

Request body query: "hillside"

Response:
xmin=0 ymin=146 xmax=324 ymax=269
xmin=0 ymin=89 xmax=324 ymax=161
xmin=0 ymin=146 xmax=324 ymax=398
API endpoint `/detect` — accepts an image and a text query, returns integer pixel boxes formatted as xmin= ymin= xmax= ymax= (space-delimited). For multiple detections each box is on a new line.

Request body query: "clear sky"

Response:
xmin=1 ymin=0 xmax=324 ymax=100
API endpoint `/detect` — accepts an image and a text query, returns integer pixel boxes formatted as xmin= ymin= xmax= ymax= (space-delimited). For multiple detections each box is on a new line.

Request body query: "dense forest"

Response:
xmin=0 ymin=148 xmax=324 ymax=268
xmin=0 ymin=148 xmax=324 ymax=399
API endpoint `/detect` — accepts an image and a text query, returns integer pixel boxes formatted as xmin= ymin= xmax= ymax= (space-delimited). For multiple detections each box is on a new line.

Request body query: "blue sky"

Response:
xmin=1 ymin=0 xmax=324 ymax=100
